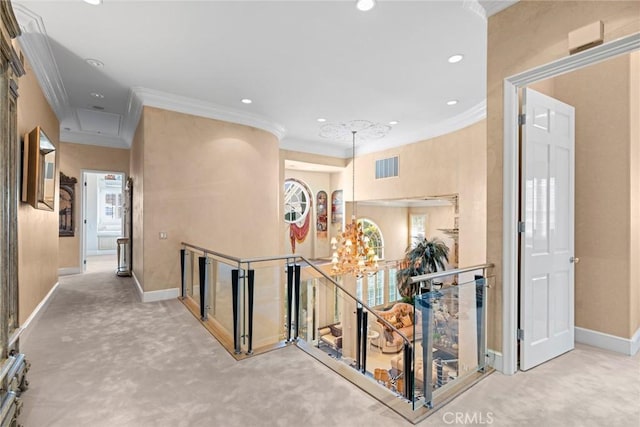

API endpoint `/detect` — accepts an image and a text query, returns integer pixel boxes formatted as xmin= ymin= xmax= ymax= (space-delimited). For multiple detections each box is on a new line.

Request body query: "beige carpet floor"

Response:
xmin=18 ymin=271 xmax=640 ymax=427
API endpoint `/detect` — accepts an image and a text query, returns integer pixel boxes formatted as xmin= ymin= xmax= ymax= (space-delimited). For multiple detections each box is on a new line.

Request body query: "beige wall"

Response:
xmin=630 ymin=51 xmax=640 ymax=337
xmin=487 ymin=0 xmax=640 ymax=350
xmin=353 ymin=120 xmax=486 ymax=269
xmin=553 ymin=55 xmax=632 ymax=338
xmin=58 ymin=142 xmax=130 ymax=269
xmin=16 ymin=60 xmax=59 ymax=324
xmin=281 ymin=121 xmax=486 ymax=271
xmin=137 ymin=107 xmax=280 ymax=292
xmin=130 ymin=112 xmax=145 ymax=283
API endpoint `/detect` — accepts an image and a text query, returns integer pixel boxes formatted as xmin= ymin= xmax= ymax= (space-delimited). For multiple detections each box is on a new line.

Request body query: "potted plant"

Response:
xmin=397 ymin=237 xmax=450 ymax=299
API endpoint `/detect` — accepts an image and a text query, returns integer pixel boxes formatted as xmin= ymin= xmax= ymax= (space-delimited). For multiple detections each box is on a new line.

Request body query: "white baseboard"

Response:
xmin=131 ymin=271 xmax=179 ymax=303
xmin=9 ymin=281 xmax=60 ymax=347
xmin=132 ymin=271 xmax=144 ymax=301
xmin=58 ymin=267 xmax=82 ymax=276
xmin=575 ymin=326 xmax=640 ymax=356
xmin=631 ymin=327 xmax=640 ymax=356
xmin=487 ymin=349 xmax=503 ymax=372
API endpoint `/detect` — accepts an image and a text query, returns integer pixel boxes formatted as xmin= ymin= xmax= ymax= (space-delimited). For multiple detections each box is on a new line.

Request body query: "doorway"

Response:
xmin=502 ymin=33 xmax=640 ymax=375
xmin=81 ymin=171 xmax=126 ymax=273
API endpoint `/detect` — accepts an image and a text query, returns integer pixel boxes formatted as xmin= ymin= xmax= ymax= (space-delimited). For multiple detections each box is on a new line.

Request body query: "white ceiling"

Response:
xmin=13 ymin=0 xmax=517 ymax=159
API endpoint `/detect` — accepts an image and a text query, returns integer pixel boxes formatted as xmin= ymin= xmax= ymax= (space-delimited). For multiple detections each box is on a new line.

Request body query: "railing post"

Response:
xmin=419 ymin=293 xmax=434 ymax=407
xmin=198 ymin=256 xmax=208 ymax=321
xmin=232 ymin=269 xmax=241 ymax=354
xmin=293 ymin=264 xmax=301 ymax=339
xmin=361 ymin=311 xmax=368 ymax=374
xmin=247 ymin=269 xmax=255 ymax=355
xmin=403 ymin=342 xmax=414 ymax=402
xmin=286 ymin=264 xmax=294 ymax=342
xmin=477 ymin=275 xmax=487 ymax=372
xmin=180 ymin=249 xmax=186 ymax=298
xmin=356 ymin=306 xmax=362 ymax=371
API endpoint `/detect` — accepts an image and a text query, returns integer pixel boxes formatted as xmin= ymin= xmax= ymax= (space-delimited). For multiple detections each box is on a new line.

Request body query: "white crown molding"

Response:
xmin=280 ymin=137 xmax=350 ymax=159
xmin=354 ymin=100 xmax=487 ymax=158
xmin=13 ymin=4 xmax=71 ymax=122
xmin=60 ymin=129 xmax=129 ymax=149
xmin=282 ymin=100 xmax=486 ymax=159
xmin=122 ymin=88 xmax=144 ymax=146
xmin=478 ymin=1 xmax=519 ymax=18
xmin=132 ymin=86 xmax=287 ymax=141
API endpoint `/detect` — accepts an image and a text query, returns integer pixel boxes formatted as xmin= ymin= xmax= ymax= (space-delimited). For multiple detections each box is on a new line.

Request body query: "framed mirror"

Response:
xmin=23 ymin=126 xmax=56 ymax=211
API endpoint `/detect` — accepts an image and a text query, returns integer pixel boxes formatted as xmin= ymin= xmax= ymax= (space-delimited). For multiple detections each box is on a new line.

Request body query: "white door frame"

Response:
xmin=80 ymin=169 xmax=126 ymax=272
xmin=501 ymin=33 xmax=640 ymax=375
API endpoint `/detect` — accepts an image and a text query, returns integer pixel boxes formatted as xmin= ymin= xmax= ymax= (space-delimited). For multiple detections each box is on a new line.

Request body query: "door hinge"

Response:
xmin=517 ymin=329 xmax=524 ymax=341
xmin=518 ymin=114 xmax=526 ymax=125
xmin=84 ymin=219 xmax=87 ymax=224
xmin=84 ymin=181 xmax=87 ymax=187
xmin=518 ymin=221 xmax=526 ymax=233
xmin=83 ymin=259 xmax=87 ymax=265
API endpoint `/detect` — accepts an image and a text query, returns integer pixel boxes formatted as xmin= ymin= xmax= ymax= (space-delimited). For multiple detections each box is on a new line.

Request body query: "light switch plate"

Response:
xmin=159 ymin=232 xmax=167 ymax=240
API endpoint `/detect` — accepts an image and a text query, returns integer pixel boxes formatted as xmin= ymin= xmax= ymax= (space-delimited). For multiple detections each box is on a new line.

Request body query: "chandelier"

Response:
xmin=324 ymin=121 xmax=389 ymax=277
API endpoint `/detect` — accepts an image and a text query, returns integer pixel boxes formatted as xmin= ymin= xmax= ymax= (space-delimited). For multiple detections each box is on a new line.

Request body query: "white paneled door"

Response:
xmin=519 ymin=88 xmax=575 ymax=371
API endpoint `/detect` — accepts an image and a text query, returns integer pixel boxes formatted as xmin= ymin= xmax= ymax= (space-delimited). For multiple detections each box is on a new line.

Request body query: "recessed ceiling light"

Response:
xmin=241 ymin=98 xmax=252 ymax=104
xmin=356 ymin=0 xmax=376 ymax=12
xmin=90 ymin=92 xmax=104 ymax=99
xmin=389 ymin=120 xmax=399 ymax=125
xmin=83 ymin=0 xmax=102 ymax=5
xmin=317 ymin=118 xmax=327 ymax=123
xmin=448 ymin=54 xmax=464 ymax=64
xmin=85 ymin=58 xmax=104 ymax=68
xmin=447 ymin=100 xmax=458 ymax=106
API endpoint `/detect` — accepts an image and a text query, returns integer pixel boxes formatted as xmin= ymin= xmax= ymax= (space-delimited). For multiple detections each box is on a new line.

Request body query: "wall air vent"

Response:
xmin=375 ymin=156 xmax=399 ymax=179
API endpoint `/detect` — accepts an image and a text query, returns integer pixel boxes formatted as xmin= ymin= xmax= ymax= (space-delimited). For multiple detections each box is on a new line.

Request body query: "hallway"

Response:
xmin=18 ymin=271 xmax=640 ymax=426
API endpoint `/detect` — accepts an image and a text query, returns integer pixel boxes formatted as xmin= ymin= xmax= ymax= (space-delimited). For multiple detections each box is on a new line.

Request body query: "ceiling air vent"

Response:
xmin=375 ymin=156 xmax=399 ymax=179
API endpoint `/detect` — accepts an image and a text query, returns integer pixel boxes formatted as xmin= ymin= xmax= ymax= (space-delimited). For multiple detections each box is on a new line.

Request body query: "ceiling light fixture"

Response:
xmin=447 ymin=100 xmax=458 ymax=106
xmin=317 ymin=118 xmax=327 ymax=123
xmin=331 ymin=130 xmax=378 ymax=277
xmin=90 ymin=92 xmax=104 ymax=99
xmin=448 ymin=54 xmax=464 ymax=63
xmin=85 ymin=58 xmax=104 ymax=68
xmin=356 ymin=0 xmax=376 ymax=12
xmin=319 ymin=120 xmax=388 ymax=277
xmin=241 ymin=98 xmax=252 ymax=104
xmin=83 ymin=0 xmax=102 ymax=5
xmin=389 ymin=120 xmax=399 ymax=125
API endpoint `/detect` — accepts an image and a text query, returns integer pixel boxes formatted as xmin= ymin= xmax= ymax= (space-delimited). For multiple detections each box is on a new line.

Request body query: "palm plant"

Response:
xmin=397 ymin=237 xmax=450 ymax=298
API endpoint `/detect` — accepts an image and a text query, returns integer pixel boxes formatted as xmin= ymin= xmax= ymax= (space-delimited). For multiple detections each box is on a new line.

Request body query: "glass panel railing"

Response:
xmin=179 ymin=243 xmax=493 ymax=419
xmin=295 ymin=265 xmax=414 ymax=404
xmin=207 ymin=258 xmax=236 ymax=336
xmin=414 ymin=275 xmax=492 ymax=408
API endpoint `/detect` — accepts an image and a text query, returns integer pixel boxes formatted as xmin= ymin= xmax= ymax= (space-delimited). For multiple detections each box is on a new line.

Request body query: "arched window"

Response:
xmin=357 ymin=218 xmax=384 ymax=260
xmin=283 ymin=178 xmax=312 ymax=223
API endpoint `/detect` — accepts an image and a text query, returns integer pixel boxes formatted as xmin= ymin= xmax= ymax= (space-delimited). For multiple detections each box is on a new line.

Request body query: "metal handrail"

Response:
xmin=408 ymin=263 xmax=494 ymax=284
xmin=180 ymin=241 xmax=412 ymax=347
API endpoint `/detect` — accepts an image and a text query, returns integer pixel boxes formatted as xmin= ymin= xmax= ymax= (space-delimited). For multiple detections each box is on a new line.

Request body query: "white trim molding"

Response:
xmin=13 ymin=4 xmax=71 ymax=122
xmin=487 ymin=349 xmax=503 ymax=372
xmin=131 ymin=86 xmax=287 ymax=141
xmin=58 ymin=267 xmax=82 ymax=276
xmin=575 ymin=327 xmax=640 ymax=356
xmin=132 ymin=271 xmax=180 ymax=303
xmin=502 ymin=33 xmax=640 ymax=375
xmin=9 ymin=281 xmax=60 ymax=347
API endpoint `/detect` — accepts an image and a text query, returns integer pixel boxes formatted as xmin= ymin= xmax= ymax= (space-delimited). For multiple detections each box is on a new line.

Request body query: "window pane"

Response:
xmin=388 ymin=268 xmax=398 ymax=302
